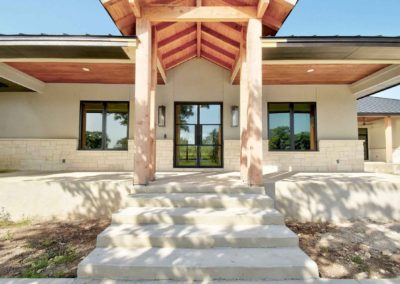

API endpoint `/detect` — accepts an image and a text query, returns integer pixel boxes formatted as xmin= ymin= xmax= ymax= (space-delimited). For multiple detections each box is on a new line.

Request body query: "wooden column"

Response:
xmin=149 ymin=27 xmax=157 ymax=181
xmin=384 ymin=116 xmax=393 ymax=163
xmin=246 ymin=19 xmax=263 ymax=186
xmin=240 ymin=26 xmax=248 ymax=183
xmin=134 ymin=18 xmax=152 ymax=185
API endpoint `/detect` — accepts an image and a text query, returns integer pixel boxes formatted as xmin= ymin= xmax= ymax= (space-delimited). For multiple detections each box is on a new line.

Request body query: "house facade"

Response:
xmin=1 ymin=1 xmax=400 ymax=185
xmin=358 ymin=96 xmax=400 ymax=163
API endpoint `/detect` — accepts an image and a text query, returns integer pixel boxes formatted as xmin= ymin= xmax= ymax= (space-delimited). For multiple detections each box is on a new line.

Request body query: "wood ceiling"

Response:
xmin=102 ymin=0 xmax=296 ymax=72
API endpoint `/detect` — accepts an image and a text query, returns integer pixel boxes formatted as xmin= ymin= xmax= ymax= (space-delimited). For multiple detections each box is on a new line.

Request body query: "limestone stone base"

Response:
xmin=0 ymin=139 xmax=364 ymax=172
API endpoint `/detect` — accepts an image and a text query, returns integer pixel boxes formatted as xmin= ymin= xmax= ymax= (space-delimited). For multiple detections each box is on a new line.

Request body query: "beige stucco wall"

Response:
xmin=358 ymin=116 xmax=400 ymax=163
xmin=0 ymin=59 xmax=362 ymax=172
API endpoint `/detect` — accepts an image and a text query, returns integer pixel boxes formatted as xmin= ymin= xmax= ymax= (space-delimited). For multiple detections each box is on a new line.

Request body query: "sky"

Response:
xmin=0 ymin=0 xmax=399 ymax=99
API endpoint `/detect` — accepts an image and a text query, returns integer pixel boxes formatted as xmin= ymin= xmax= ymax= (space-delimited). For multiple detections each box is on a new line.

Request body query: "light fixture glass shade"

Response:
xmin=231 ymin=106 xmax=239 ymax=127
xmin=158 ymin=105 xmax=166 ymax=127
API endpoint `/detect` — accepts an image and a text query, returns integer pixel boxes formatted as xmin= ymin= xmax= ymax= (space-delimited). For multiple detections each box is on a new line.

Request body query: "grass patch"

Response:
xmin=352 ymin=255 xmax=364 ymax=265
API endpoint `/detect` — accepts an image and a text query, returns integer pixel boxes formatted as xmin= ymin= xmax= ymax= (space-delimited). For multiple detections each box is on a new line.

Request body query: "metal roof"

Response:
xmin=358 ymin=96 xmax=400 ymax=116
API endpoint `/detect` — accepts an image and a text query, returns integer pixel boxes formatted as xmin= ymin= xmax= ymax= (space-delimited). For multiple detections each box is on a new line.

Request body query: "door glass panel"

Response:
xmin=106 ymin=103 xmax=129 ymax=150
xmin=82 ymin=102 xmax=103 ymax=150
xmin=176 ymin=125 xmax=196 ymax=145
xmin=176 ymin=104 xmax=197 ymax=124
xmin=200 ymin=104 xmax=221 ymax=124
xmin=199 ymin=146 xmax=222 ymax=167
xmin=201 ymin=125 xmax=221 ymax=145
xmin=176 ymin=146 xmax=197 ymax=167
xmin=294 ymin=103 xmax=314 ymax=151
xmin=268 ymin=103 xmax=291 ymax=150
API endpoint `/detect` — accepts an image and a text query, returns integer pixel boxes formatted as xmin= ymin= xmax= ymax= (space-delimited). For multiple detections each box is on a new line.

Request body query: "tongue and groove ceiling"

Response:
xmin=101 ymin=0 xmax=296 ymax=71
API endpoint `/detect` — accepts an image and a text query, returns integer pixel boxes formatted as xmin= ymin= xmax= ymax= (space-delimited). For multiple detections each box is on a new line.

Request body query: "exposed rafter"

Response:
xmin=162 ymin=39 xmax=197 ymax=60
xmin=202 ymin=25 xmax=240 ymax=49
xmin=202 ymin=50 xmax=232 ymax=70
xmin=257 ymin=0 xmax=270 ymax=18
xmin=158 ymin=25 xmax=197 ymax=48
xmin=129 ymin=0 xmax=141 ymax=17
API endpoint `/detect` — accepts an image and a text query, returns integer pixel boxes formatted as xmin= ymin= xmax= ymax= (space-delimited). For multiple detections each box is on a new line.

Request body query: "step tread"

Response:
xmin=98 ymin=224 xmax=297 ymax=240
xmin=130 ymin=193 xmax=273 ymax=200
xmin=132 ymin=184 xmax=266 ymax=194
xmin=114 ymin=207 xmax=282 ymax=217
xmin=79 ymin=247 xmax=318 ymax=270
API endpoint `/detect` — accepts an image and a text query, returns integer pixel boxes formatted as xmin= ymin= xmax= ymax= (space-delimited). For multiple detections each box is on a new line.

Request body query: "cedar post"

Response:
xmin=246 ymin=18 xmax=263 ymax=186
xmin=384 ymin=116 xmax=393 ymax=163
xmin=149 ymin=27 xmax=158 ymax=181
xmin=134 ymin=18 xmax=152 ymax=185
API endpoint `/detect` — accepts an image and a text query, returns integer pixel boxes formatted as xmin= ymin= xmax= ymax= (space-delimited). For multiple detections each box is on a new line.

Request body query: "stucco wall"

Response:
xmin=0 ymin=59 xmax=362 ymax=171
xmin=359 ymin=117 xmax=400 ymax=163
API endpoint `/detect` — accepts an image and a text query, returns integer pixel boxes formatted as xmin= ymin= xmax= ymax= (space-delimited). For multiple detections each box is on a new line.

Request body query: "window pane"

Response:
xmin=176 ymin=146 xmax=197 ymax=167
xmin=176 ymin=125 xmax=196 ymax=145
xmin=106 ymin=103 xmax=129 ymax=150
xmin=202 ymin=125 xmax=221 ymax=145
xmin=176 ymin=104 xmax=197 ymax=124
xmin=82 ymin=103 xmax=103 ymax=150
xmin=294 ymin=103 xmax=316 ymax=151
xmin=200 ymin=104 xmax=221 ymax=124
xmin=199 ymin=146 xmax=222 ymax=167
xmin=268 ymin=103 xmax=291 ymax=150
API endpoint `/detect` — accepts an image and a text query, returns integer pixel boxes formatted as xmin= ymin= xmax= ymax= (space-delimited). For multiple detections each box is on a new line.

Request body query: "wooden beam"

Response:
xmin=158 ymin=25 xmax=197 ymax=48
xmin=155 ymin=22 xmax=177 ymax=32
xmin=351 ymin=65 xmax=400 ymax=98
xmin=129 ymin=0 xmax=141 ymax=17
xmin=262 ymin=15 xmax=282 ymax=31
xmin=263 ymin=60 xmax=400 ymax=65
xmin=162 ymin=39 xmax=197 ymax=60
xmin=257 ymin=0 xmax=270 ymax=18
xmin=134 ymin=18 xmax=152 ymax=185
xmin=202 ymin=25 xmax=240 ymax=49
xmin=231 ymin=54 xmax=241 ymax=84
xmin=246 ymin=19 xmax=263 ymax=186
xmin=0 ymin=58 xmax=135 ymax=64
xmin=202 ymin=39 xmax=236 ymax=60
xmin=202 ymin=50 xmax=232 ymax=70
xmin=197 ymin=0 xmax=202 ymax=57
xmin=157 ymin=57 xmax=167 ymax=83
xmin=142 ymin=6 xmax=257 ymax=22
xmin=0 ymin=63 xmax=46 ymax=93
xmin=385 ymin=116 xmax=393 ymax=163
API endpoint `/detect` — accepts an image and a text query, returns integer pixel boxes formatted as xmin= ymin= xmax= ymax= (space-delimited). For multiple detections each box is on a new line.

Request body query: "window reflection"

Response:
xmin=106 ymin=103 xmax=129 ymax=150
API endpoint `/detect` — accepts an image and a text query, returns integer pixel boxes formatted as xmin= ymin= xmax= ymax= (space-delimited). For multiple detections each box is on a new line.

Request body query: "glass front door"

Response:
xmin=174 ymin=103 xmax=223 ymax=168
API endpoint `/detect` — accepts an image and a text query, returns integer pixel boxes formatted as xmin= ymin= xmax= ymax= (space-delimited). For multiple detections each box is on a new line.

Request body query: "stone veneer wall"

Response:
xmin=0 ymin=139 xmax=364 ymax=172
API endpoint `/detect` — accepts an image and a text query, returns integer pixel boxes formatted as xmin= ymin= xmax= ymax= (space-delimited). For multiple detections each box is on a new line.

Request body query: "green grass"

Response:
xmin=0 ymin=218 xmax=32 ymax=228
xmin=352 ymin=255 xmax=364 ymax=265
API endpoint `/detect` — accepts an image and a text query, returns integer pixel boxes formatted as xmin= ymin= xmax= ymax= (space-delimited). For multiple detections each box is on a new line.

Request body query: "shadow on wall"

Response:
xmin=265 ymin=172 xmax=400 ymax=222
xmin=0 ymin=171 xmax=133 ymax=221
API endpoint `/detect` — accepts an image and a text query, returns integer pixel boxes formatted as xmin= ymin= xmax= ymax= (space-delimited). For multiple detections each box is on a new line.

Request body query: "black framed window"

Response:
xmin=80 ymin=102 xmax=129 ymax=150
xmin=268 ymin=102 xmax=317 ymax=151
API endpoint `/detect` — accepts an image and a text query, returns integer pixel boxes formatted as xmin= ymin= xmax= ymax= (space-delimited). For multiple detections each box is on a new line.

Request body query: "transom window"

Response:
xmin=80 ymin=102 xmax=129 ymax=150
xmin=268 ymin=102 xmax=317 ymax=151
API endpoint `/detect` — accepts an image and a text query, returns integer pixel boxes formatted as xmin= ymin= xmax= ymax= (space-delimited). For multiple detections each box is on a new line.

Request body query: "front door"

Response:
xmin=174 ymin=102 xmax=223 ymax=168
xmin=358 ymin=128 xmax=369 ymax=160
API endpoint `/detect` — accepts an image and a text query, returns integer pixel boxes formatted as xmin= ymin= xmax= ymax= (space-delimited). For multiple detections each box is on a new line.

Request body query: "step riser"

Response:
xmin=96 ymin=236 xmax=299 ymax=249
xmin=78 ymin=266 xmax=318 ymax=281
xmin=112 ymin=214 xmax=284 ymax=226
xmin=132 ymin=187 xmax=266 ymax=195
xmin=126 ymin=198 xmax=274 ymax=209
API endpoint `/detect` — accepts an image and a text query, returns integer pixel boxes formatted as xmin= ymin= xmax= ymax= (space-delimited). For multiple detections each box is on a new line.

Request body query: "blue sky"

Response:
xmin=0 ymin=0 xmax=399 ymax=99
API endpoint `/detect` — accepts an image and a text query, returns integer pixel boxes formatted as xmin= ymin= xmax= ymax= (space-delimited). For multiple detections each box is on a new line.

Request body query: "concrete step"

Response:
xmin=77 ymin=247 xmax=319 ymax=281
xmin=132 ymin=184 xmax=266 ymax=195
xmin=127 ymin=193 xmax=274 ymax=209
xmin=96 ymin=224 xmax=298 ymax=249
xmin=112 ymin=207 xmax=284 ymax=226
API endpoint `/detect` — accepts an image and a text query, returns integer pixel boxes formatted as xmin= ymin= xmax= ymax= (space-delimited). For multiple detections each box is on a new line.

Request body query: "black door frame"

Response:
xmin=173 ymin=102 xmax=224 ymax=168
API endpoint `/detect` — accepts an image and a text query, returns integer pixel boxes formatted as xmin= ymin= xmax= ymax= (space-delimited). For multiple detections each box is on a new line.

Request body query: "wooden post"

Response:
xmin=240 ymin=26 xmax=248 ymax=183
xmin=149 ymin=27 xmax=157 ymax=181
xmin=246 ymin=19 xmax=263 ymax=186
xmin=384 ymin=116 xmax=393 ymax=163
xmin=134 ymin=18 xmax=152 ymax=185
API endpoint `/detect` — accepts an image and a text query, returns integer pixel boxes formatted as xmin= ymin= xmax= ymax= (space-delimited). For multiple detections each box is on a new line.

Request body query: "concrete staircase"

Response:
xmin=77 ymin=184 xmax=319 ymax=282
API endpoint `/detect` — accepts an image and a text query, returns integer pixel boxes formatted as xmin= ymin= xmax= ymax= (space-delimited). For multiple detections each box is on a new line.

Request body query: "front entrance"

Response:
xmin=358 ymin=128 xmax=369 ymax=160
xmin=174 ymin=102 xmax=223 ymax=168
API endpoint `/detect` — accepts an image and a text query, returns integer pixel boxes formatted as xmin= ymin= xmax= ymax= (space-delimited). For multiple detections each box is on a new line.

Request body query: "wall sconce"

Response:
xmin=231 ymin=105 xmax=239 ymax=127
xmin=158 ymin=105 xmax=166 ymax=127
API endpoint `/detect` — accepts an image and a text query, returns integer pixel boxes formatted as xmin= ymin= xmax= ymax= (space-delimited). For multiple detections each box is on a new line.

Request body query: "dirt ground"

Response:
xmin=0 ymin=218 xmax=110 ymax=278
xmin=287 ymin=220 xmax=400 ymax=279
xmin=1 ymin=218 xmax=399 ymax=279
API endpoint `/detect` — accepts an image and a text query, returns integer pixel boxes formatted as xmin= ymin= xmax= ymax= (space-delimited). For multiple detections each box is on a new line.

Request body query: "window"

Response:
xmin=268 ymin=102 xmax=317 ymax=151
xmin=80 ymin=102 xmax=129 ymax=150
